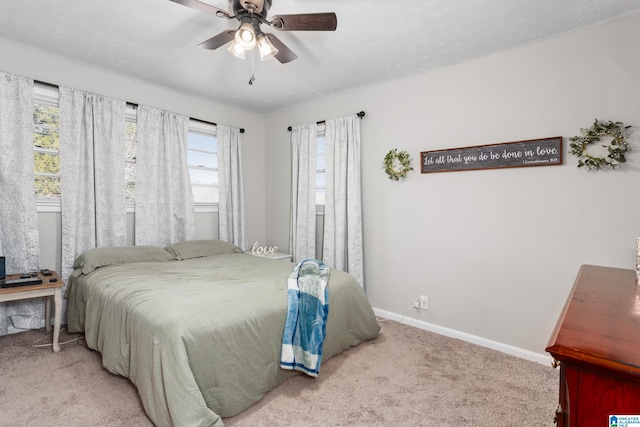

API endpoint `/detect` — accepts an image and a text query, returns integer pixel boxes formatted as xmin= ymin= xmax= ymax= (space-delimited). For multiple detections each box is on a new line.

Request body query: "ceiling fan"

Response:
xmin=170 ymin=0 xmax=337 ymax=64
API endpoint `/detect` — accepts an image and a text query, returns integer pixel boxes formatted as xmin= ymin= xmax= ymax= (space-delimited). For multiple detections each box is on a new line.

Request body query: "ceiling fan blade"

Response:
xmin=266 ymin=33 xmax=298 ymax=64
xmin=270 ymin=13 xmax=337 ymax=31
xmin=198 ymin=30 xmax=236 ymax=50
xmin=169 ymin=0 xmax=230 ymax=18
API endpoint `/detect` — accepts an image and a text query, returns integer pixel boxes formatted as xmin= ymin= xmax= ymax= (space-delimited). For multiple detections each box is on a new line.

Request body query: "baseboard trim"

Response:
xmin=7 ymin=325 xmax=28 ymax=335
xmin=373 ymin=308 xmax=553 ymax=367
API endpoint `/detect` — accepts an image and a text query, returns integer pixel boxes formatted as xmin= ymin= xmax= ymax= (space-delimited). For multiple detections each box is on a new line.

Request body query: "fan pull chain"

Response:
xmin=248 ymin=48 xmax=256 ymax=85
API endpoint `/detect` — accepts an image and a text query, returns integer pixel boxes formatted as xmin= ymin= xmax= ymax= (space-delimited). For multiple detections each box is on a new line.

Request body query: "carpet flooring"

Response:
xmin=0 ymin=319 xmax=558 ymax=426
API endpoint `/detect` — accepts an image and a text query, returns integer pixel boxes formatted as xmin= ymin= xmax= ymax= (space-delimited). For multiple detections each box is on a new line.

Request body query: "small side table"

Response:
xmin=0 ymin=271 xmax=64 ymax=352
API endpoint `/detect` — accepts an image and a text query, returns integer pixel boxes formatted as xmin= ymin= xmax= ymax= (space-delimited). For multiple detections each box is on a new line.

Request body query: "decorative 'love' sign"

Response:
xmin=251 ymin=242 xmax=278 ymax=256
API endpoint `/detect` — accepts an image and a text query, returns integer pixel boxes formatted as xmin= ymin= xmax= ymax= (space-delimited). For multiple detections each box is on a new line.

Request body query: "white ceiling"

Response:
xmin=1 ymin=0 xmax=640 ymax=115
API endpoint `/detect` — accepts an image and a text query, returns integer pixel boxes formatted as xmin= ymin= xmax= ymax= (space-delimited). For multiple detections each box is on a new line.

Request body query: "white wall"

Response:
xmin=0 ymin=39 xmax=267 ymax=274
xmin=4 ymin=13 xmax=640 ymax=358
xmin=264 ymin=14 xmax=640 ymax=357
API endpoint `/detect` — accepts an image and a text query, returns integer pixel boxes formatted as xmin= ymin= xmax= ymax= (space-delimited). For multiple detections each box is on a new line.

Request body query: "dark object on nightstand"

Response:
xmin=1 ymin=277 xmax=43 ymax=288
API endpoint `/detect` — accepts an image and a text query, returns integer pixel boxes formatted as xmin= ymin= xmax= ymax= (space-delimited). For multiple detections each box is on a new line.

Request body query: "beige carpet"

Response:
xmin=0 ymin=319 xmax=558 ymax=426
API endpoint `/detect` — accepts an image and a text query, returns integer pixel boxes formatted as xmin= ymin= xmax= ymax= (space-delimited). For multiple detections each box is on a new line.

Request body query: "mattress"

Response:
xmin=66 ymin=250 xmax=380 ymax=427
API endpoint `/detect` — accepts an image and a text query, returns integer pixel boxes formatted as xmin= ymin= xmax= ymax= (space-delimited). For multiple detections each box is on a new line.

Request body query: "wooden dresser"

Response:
xmin=546 ymin=264 xmax=640 ymax=426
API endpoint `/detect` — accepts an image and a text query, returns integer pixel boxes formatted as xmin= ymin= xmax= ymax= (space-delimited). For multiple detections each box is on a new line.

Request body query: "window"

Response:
xmin=33 ymin=84 xmax=60 ymax=205
xmin=123 ymin=115 xmax=218 ymax=209
xmin=187 ymin=120 xmax=218 ymax=207
xmin=32 ymin=82 xmax=220 ymax=211
xmin=316 ymin=127 xmax=326 ymax=207
xmin=124 ymin=109 xmax=137 ymax=202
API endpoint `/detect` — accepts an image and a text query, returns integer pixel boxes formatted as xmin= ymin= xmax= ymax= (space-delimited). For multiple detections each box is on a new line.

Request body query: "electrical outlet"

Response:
xmin=418 ymin=295 xmax=428 ymax=310
xmin=413 ymin=295 xmax=429 ymax=310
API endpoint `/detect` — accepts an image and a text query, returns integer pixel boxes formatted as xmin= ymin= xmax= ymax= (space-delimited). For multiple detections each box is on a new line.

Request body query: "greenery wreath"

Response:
xmin=383 ymin=149 xmax=413 ymax=181
xmin=569 ymin=119 xmax=631 ymax=170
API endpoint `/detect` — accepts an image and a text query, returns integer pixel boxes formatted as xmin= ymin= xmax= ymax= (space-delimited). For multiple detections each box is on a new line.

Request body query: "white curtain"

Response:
xmin=0 ymin=72 xmax=41 ymax=335
xmin=218 ymin=125 xmax=247 ymax=251
xmin=289 ymin=123 xmax=318 ymax=263
xmin=135 ymin=106 xmax=194 ymax=246
xmin=59 ymin=88 xmax=127 ymax=285
xmin=323 ymin=114 xmax=364 ymax=286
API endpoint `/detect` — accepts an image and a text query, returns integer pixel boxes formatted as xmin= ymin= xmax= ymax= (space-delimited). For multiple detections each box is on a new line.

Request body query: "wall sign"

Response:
xmin=420 ymin=136 xmax=562 ymax=173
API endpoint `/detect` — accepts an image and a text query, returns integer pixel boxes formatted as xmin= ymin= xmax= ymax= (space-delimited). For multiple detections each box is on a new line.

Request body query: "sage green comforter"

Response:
xmin=66 ymin=253 xmax=380 ymax=427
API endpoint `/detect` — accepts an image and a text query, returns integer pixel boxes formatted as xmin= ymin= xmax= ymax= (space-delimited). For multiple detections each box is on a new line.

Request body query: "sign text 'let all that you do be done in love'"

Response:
xmin=420 ymin=137 xmax=562 ymax=173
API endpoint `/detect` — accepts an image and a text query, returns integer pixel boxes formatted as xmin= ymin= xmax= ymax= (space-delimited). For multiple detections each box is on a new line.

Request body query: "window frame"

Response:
xmin=33 ymin=84 xmax=220 ymax=213
xmin=34 ymin=83 xmax=61 ymax=213
xmin=123 ymin=105 xmax=137 ymax=212
xmin=316 ymin=124 xmax=326 ymax=215
xmin=188 ymin=119 xmax=219 ymax=213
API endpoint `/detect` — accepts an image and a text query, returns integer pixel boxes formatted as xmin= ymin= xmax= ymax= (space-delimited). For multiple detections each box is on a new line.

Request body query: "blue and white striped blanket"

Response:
xmin=280 ymin=258 xmax=330 ymax=378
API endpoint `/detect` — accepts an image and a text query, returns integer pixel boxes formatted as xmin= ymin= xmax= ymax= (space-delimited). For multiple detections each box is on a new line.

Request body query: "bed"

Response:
xmin=66 ymin=240 xmax=381 ymax=427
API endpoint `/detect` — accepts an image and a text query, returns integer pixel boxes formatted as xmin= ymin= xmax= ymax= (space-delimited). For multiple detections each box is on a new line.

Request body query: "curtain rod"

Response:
xmin=34 ymin=79 xmax=58 ymax=89
xmin=190 ymin=117 xmax=245 ymax=133
xmin=287 ymin=111 xmax=365 ymax=131
xmin=125 ymin=105 xmax=245 ymax=133
xmin=34 ymin=79 xmax=245 ymax=133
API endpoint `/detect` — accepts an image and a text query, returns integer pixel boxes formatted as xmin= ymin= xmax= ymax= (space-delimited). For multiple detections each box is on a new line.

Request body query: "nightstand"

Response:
xmin=0 ymin=271 xmax=64 ymax=352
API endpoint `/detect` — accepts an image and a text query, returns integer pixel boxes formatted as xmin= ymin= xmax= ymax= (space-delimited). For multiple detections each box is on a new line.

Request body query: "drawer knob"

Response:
xmin=551 ymin=358 xmax=560 ymax=369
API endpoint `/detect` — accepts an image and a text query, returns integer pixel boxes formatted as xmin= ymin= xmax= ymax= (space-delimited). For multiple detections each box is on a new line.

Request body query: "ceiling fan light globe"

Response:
xmin=235 ymin=23 xmax=256 ymax=50
xmin=227 ymin=40 xmax=247 ymax=60
xmin=257 ymin=35 xmax=278 ymax=60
